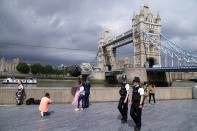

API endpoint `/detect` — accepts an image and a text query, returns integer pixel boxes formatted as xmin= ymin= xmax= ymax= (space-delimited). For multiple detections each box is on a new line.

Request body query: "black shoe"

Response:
xmin=134 ymin=127 xmax=140 ymax=131
xmin=121 ymin=120 xmax=127 ymax=124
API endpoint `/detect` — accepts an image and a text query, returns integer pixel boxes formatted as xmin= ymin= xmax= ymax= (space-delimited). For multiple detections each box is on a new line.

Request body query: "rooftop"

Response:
xmin=0 ymin=100 xmax=197 ymax=131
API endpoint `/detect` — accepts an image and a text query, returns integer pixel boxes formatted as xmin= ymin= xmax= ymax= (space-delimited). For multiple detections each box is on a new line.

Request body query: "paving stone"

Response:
xmin=0 ymin=100 xmax=197 ymax=131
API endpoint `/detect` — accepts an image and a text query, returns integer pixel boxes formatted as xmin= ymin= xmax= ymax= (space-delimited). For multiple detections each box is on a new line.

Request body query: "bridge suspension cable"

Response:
xmin=160 ymin=33 xmax=197 ymax=57
xmin=143 ymin=31 xmax=197 ymax=65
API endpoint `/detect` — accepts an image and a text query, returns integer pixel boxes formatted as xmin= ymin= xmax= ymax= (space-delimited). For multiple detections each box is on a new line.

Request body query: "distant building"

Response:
xmin=116 ymin=57 xmax=133 ymax=69
xmin=57 ymin=64 xmax=68 ymax=70
xmin=0 ymin=57 xmax=20 ymax=73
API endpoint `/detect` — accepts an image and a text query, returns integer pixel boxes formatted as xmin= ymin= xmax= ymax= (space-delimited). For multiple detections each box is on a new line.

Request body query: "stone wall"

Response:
xmin=155 ymin=87 xmax=192 ymax=100
xmin=170 ymin=72 xmax=197 ymax=80
xmin=90 ymin=71 xmax=105 ymax=80
xmin=0 ymin=87 xmax=193 ymax=105
xmin=124 ymin=68 xmax=147 ymax=83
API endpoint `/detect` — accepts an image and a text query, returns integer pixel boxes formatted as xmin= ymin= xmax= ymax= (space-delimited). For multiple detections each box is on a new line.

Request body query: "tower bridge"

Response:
xmin=97 ymin=5 xmax=162 ymax=71
xmin=94 ymin=5 xmax=197 ymax=86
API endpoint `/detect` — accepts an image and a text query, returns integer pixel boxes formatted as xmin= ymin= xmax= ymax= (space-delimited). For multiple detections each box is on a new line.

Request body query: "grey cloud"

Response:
xmin=0 ymin=0 xmax=196 ymax=65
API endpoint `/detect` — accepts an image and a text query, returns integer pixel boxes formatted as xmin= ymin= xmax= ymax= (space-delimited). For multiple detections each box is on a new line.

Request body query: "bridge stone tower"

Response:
xmin=97 ymin=30 xmax=116 ymax=71
xmin=132 ymin=5 xmax=161 ymax=68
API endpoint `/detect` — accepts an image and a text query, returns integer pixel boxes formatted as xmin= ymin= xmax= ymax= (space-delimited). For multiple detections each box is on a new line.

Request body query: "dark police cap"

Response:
xmin=132 ymin=76 xmax=140 ymax=83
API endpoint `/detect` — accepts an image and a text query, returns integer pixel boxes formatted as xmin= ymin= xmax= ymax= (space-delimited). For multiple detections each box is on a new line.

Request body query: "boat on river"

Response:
xmin=2 ymin=78 xmax=37 ymax=84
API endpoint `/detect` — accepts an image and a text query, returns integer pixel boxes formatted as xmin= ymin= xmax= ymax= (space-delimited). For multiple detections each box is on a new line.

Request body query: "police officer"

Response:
xmin=130 ymin=77 xmax=144 ymax=131
xmin=118 ymin=75 xmax=130 ymax=123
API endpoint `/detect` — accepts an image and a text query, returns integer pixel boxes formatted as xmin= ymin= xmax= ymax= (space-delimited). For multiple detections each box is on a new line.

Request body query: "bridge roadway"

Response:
xmin=146 ymin=66 xmax=197 ymax=72
xmin=105 ymin=66 xmax=197 ymax=77
xmin=102 ymin=29 xmax=133 ymax=48
xmin=0 ymin=100 xmax=197 ymax=131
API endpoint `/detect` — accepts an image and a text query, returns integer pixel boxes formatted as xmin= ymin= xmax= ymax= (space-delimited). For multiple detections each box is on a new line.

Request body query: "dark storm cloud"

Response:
xmin=153 ymin=0 xmax=197 ymax=51
xmin=0 ymin=0 xmax=196 ymax=65
xmin=0 ymin=0 xmax=105 ymax=65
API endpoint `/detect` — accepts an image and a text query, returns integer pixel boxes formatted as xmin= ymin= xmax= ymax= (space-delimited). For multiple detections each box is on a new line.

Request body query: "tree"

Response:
xmin=53 ymin=69 xmax=64 ymax=75
xmin=30 ymin=64 xmax=43 ymax=74
xmin=16 ymin=62 xmax=30 ymax=74
xmin=42 ymin=65 xmax=53 ymax=74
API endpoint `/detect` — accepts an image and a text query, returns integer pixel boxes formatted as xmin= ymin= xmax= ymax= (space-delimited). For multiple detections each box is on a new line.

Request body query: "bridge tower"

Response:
xmin=132 ymin=5 xmax=161 ymax=68
xmin=97 ymin=30 xmax=116 ymax=71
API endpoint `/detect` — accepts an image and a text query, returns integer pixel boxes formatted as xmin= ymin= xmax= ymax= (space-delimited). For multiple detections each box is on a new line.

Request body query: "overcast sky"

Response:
xmin=0 ymin=0 xmax=196 ymax=66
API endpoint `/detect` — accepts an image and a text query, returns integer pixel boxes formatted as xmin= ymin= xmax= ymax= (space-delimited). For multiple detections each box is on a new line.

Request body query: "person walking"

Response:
xmin=142 ymin=82 xmax=148 ymax=105
xmin=84 ymin=77 xmax=91 ymax=108
xmin=130 ymin=77 xmax=144 ymax=131
xmin=75 ymin=81 xmax=85 ymax=111
xmin=149 ymin=84 xmax=156 ymax=104
xmin=118 ymin=75 xmax=130 ymax=123
xmin=72 ymin=81 xmax=82 ymax=107
xmin=39 ymin=92 xmax=52 ymax=118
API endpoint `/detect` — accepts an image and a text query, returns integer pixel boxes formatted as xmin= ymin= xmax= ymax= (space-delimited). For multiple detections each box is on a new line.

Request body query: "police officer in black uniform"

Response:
xmin=130 ymin=77 xmax=144 ymax=131
xmin=118 ymin=75 xmax=130 ymax=123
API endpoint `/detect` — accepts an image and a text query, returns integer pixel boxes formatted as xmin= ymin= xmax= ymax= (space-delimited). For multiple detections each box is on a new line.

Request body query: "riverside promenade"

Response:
xmin=0 ymin=100 xmax=197 ymax=131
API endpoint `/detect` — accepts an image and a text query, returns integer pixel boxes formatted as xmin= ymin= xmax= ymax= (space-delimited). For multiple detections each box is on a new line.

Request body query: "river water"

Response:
xmin=0 ymin=79 xmax=196 ymax=88
xmin=0 ymin=79 xmax=117 ymax=88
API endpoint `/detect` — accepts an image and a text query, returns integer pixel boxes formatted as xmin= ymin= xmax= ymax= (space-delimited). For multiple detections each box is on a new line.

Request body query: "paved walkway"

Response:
xmin=0 ymin=100 xmax=197 ymax=131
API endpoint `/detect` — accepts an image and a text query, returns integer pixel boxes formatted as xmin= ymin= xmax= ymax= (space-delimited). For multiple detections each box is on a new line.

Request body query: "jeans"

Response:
xmin=77 ymin=94 xmax=85 ymax=108
xmin=84 ymin=93 xmax=90 ymax=108
xmin=149 ymin=93 xmax=156 ymax=103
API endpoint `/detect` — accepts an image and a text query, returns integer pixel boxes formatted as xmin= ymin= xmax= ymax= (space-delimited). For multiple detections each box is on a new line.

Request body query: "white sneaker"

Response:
xmin=41 ymin=112 xmax=44 ymax=118
xmin=75 ymin=108 xmax=80 ymax=111
xmin=81 ymin=108 xmax=84 ymax=111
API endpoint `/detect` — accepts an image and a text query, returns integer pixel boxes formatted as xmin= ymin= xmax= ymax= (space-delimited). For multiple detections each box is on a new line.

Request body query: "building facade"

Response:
xmin=0 ymin=57 xmax=20 ymax=73
xmin=116 ymin=57 xmax=133 ymax=69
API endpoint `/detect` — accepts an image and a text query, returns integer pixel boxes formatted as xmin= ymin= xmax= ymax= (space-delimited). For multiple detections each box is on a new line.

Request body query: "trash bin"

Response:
xmin=192 ymin=86 xmax=197 ymax=99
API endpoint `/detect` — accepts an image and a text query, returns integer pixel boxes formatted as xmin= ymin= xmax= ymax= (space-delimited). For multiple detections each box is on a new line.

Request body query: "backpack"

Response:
xmin=119 ymin=83 xmax=127 ymax=97
xmin=26 ymin=98 xmax=35 ymax=105
xmin=26 ymin=98 xmax=41 ymax=105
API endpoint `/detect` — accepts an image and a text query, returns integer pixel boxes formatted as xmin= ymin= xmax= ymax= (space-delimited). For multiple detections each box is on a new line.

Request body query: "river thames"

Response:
xmin=0 ymin=79 xmax=196 ymax=88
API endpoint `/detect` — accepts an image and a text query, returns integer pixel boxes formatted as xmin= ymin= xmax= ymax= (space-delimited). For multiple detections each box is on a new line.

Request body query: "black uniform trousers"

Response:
xmin=130 ymin=103 xmax=142 ymax=129
xmin=118 ymin=97 xmax=128 ymax=121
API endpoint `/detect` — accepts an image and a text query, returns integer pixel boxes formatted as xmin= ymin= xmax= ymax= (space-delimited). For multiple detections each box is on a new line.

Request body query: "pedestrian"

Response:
xmin=75 ymin=81 xmax=85 ymax=111
xmin=118 ymin=75 xmax=130 ymax=123
xmin=16 ymin=81 xmax=26 ymax=105
xmin=130 ymin=77 xmax=144 ymax=131
xmin=149 ymin=84 xmax=156 ymax=104
xmin=39 ymin=92 xmax=52 ymax=118
xmin=72 ymin=80 xmax=82 ymax=107
xmin=142 ymin=82 xmax=148 ymax=105
xmin=84 ymin=77 xmax=91 ymax=108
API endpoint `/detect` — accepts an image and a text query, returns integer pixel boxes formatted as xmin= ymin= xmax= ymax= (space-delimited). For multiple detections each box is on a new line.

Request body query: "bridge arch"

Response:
xmin=106 ymin=65 xmax=112 ymax=71
xmin=146 ymin=57 xmax=156 ymax=68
